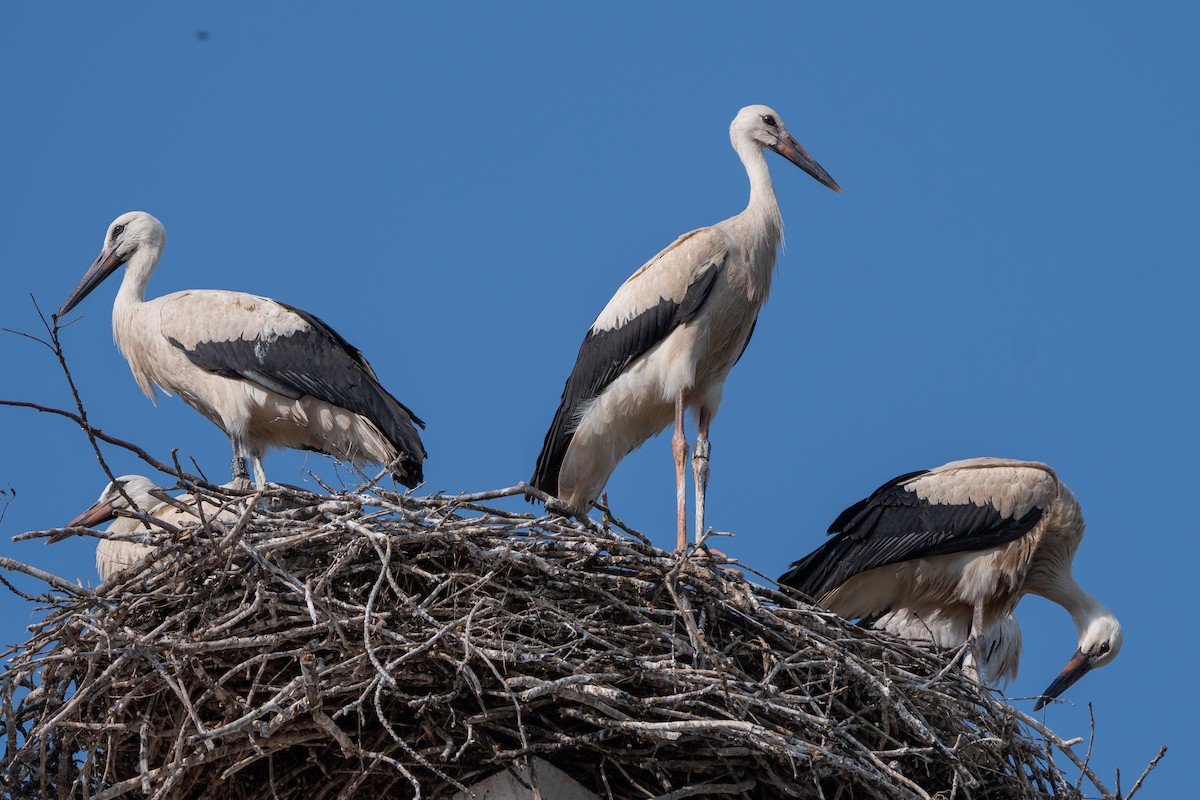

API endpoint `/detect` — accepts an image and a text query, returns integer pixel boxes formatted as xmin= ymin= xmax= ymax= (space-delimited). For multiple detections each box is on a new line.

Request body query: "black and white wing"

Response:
xmin=161 ymin=291 xmax=427 ymax=485
xmin=779 ymin=463 xmax=1048 ymax=599
xmin=531 ymin=228 xmax=728 ymax=498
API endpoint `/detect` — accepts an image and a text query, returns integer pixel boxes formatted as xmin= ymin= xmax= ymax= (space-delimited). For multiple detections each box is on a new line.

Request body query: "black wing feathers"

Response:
xmin=826 ymin=470 xmax=932 ymax=535
xmin=531 ymin=263 xmax=721 ymax=497
xmin=730 ymin=315 xmax=759 ymax=369
xmin=169 ymin=302 xmax=426 ymax=485
xmin=779 ymin=470 xmax=1045 ymax=600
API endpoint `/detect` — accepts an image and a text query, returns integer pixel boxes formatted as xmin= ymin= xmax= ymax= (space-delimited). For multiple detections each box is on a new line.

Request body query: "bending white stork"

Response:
xmin=531 ymin=105 xmax=840 ymax=550
xmin=778 ymin=458 xmax=1121 ymax=709
xmin=57 ymin=212 xmax=427 ymax=488
xmin=870 ymin=608 xmax=1023 ymax=686
xmin=49 ymin=474 xmax=238 ymax=582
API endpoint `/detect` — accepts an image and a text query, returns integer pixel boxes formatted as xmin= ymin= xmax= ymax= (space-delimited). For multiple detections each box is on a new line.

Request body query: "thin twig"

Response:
xmin=1123 ymin=745 xmax=1167 ymax=800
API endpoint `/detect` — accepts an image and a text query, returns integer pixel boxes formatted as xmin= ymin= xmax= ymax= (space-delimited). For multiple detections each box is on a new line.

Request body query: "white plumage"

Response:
xmin=57 ymin=212 xmax=426 ymax=487
xmin=51 ymin=475 xmax=238 ymax=582
xmin=871 ymin=608 xmax=1023 ymax=686
xmin=780 ymin=457 xmax=1121 ymax=708
xmin=532 ymin=105 xmax=840 ymax=550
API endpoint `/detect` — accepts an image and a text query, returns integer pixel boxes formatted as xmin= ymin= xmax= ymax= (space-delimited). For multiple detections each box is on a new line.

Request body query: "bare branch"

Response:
xmin=0 ymin=556 xmax=86 ymax=597
xmin=1123 ymin=745 xmax=1167 ymax=799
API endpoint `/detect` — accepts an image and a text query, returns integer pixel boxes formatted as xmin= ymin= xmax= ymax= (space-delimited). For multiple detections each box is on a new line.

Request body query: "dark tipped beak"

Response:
xmin=46 ymin=499 xmax=118 ymax=544
xmin=57 ymin=247 xmax=127 ymax=319
xmin=1033 ymin=648 xmax=1095 ymax=710
xmin=772 ymin=134 xmax=841 ymax=193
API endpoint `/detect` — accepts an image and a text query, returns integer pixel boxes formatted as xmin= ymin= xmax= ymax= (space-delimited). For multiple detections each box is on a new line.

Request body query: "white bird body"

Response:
xmin=533 ymin=105 xmax=839 ymax=549
xmin=556 ymin=229 xmax=765 ymax=507
xmin=780 ymin=457 xmax=1121 ymax=708
xmin=114 ymin=289 xmax=404 ymax=468
xmin=59 ymin=213 xmax=426 ymax=487
xmin=52 ymin=475 xmax=239 ymax=582
xmin=872 ymin=608 xmax=1023 ymax=686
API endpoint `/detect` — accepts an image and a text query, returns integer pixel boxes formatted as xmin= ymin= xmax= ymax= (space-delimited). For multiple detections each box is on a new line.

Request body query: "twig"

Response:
xmin=1123 ymin=745 xmax=1167 ymax=800
xmin=1013 ymin=706 xmax=1115 ymax=800
xmin=0 ymin=557 xmax=85 ymax=597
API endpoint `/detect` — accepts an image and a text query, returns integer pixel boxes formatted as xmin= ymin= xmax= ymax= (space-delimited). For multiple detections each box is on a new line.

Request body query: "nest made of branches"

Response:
xmin=0 ymin=479 xmax=1109 ymax=800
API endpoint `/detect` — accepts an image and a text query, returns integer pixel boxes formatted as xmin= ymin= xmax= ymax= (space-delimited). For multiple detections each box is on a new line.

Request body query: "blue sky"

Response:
xmin=1 ymin=2 xmax=1193 ymax=791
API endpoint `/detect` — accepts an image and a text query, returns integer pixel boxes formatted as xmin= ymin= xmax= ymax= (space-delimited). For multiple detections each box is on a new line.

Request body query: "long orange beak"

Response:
xmin=45 ymin=498 xmax=118 ymax=545
xmin=1034 ymin=647 xmax=1096 ymax=710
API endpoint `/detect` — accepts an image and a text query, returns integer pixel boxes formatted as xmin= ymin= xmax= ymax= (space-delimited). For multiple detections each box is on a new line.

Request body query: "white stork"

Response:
xmin=870 ymin=608 xmax=1023 ymax=686
xmin=57 ymin=212 xmax=427 ymax=487
xmin=778 ymin=457 xmax=1122 ymax=709
xmin=49 ymin=474 xmax=238 ymax=582
xmin=531 ymin=105 xmax=840 ymax=550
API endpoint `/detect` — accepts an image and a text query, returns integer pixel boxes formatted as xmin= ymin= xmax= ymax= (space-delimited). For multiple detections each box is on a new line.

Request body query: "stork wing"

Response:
xmin=160 ymin=291 xmax=426 ymax=482
xmin=779 ymin=467 xmax=1045 ymax=599
xmin=531 ymin=229 xmax=728 ymax=497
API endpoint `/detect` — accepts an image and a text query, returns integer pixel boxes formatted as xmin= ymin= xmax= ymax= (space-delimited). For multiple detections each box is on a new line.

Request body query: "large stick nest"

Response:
xmin=2 ymin=481 xmax=1086 ymax=799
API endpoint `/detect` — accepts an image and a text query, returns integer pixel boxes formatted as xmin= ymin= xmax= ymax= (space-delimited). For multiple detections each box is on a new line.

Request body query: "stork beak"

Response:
xmin=1033 ymin=647 xmax=1095 ymax=710
xmin=771 ymin=134 xmax=841 ymax=193
xmin=45 ymin=498 xmax=118 ymax=544
xmin=57 ymin=246 xmax=127 ymax=319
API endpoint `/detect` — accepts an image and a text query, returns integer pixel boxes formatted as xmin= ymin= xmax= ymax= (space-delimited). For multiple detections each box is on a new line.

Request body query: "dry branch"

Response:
xmin=0 ymin=480 xmax=1152 ymax=799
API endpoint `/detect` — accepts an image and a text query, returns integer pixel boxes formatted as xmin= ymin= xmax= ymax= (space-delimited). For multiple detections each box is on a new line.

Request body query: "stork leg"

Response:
xmin=970 ymin=599 xmax=987 ymax=676
xmin=249 ymin=449 xmax=268 ymax=488
xmin=671 ymin=389 xmax=689 ymax=552
xmin=230 ymin=436 xmax=250 ymax=484
xmin=692 ymin=409 xmax=712 ymax=547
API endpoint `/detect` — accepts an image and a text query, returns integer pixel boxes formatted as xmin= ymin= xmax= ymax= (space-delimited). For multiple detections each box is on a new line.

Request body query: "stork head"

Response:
xmin=1034 ymin=610 xmax=1123 ymax=710
xmin=730 ymin=104 xmax=840 ymax=192
xmin=50 ymin=475 xmax=162 ymax=540
xmin=57 ymin=211 xmax=166 ymax=318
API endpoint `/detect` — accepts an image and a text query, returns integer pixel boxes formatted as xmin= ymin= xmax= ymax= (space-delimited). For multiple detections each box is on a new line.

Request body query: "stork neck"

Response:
xmin=113 ymin=245 xmax=161 ymax=309
xmin=1040 ymin=573 xmax=1111 ymax=639
xmin=740 ymin=143 xmax=783 ymax=230
xmin=725 ymin=141 xmax=784 ymax=304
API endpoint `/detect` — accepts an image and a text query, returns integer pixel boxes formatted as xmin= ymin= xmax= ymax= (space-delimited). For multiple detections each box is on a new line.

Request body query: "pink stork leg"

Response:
xmin=692 ymin=409 xmax=712 ymax=546
xmin=671 ymin=389 xmax=689 ymax=552
xmin=971 ymin=598 xmax=987 ymax=676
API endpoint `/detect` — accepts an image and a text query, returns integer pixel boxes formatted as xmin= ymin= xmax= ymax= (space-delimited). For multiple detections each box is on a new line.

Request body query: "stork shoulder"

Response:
xmin=916 ymin=459 xmax=1060 ymax=520
xmin=153 ymin=290 xmax=311 ymax=348
xmin=592 ymin=227 xmax=728 ymax=332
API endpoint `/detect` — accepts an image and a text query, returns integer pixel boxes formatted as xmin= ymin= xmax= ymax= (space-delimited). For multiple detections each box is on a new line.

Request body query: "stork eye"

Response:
xmin=1098 ymin=642 xmax=1111 ymax=654
xmin=111 ymin=224 xmax=126 ymax=240
xmin=760 ymin=114 xmax=777 ymax=127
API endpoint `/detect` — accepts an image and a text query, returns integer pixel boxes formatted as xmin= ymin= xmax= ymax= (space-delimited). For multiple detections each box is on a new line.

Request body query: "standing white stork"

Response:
xmin=531 ymin=105 xmax=840 ymax=551
xmin=778 ymin=458 xmax=1122 ymax=709
xmin=48 ymin=474 xmax=239 ymax=582
xmin=57 ymin=212 xmax=427 ymax=488
xmin=870 ymin=608 xmax=1023 ymax=686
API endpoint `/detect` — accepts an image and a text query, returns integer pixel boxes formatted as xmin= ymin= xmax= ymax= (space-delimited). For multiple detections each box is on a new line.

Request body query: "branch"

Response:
xmin=0 ymin=399 xmax=226 ymax=494
xmin=0 ymin=556 xmax=85 ymax=597
xmin=1012 ymin=707 xmax=1115 ymax=799
xmin=1123 ymin=745 xmax=1167 ymax=800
